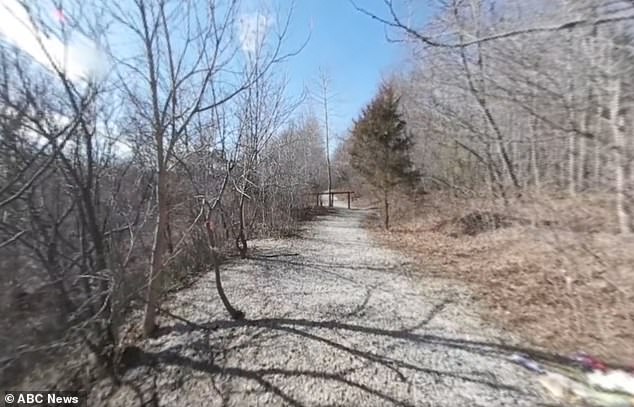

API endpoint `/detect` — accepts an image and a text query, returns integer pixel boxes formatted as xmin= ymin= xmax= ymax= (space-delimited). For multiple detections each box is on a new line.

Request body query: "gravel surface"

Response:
xmin=96 ymin=209 xmax=550 ymax=406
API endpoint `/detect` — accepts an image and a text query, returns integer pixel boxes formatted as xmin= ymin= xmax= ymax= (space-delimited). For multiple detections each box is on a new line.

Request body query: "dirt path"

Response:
xmin=97 ymin=209 xmax=549 ymax=406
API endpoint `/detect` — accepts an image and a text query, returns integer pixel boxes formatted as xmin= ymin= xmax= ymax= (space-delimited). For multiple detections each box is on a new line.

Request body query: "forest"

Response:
xmin=1 ymin=0 xmax=632 ymax=405
xmin=333 ymin=0 xmax=633 ymax=364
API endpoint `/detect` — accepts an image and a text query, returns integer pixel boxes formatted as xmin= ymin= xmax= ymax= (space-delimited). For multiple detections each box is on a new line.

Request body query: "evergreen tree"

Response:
xmin=350 ymin=83 xmax=419 ymax=229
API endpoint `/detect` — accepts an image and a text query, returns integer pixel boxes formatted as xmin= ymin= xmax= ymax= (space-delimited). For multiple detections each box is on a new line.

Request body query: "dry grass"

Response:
xmin=367 ymin=191 xmax=634 ymax=364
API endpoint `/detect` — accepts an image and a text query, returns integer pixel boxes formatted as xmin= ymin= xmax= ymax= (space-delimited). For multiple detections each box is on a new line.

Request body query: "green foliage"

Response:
xmin=350 ymin=82 xmax=419 ymax=194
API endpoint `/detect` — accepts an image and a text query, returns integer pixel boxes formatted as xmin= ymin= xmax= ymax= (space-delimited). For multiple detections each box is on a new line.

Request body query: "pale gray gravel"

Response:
xmin=95 ymin=208 xmax=551 ymax=406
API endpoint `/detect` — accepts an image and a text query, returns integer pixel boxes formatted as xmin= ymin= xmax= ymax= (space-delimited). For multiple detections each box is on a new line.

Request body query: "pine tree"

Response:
xmin=350 ymin=83 xmax=419 ymax=229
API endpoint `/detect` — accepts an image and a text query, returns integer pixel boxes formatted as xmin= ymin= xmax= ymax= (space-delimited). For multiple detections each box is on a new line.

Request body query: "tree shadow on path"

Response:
xmin=120 ymin=302 xmax=567 ymax=407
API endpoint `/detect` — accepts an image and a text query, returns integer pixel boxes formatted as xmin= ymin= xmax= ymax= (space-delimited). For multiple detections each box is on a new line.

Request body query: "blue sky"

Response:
xmin=0 ymin=0 xmax=414 ymax=144
xmin=281 ymin=1 xmax=408 ymax=138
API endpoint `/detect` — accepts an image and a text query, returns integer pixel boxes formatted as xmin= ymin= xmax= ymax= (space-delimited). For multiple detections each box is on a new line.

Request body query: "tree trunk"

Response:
xmin=206 ymin=217 xmax=244 ymax=320
xmin=577 ymin=89 xmax=592 ymax=191
xmin=457 ymin=31 xmax=520 ymax=191
xmin=609 ymin=78 xmax=631 ymax=234
xmin=143 ymin=169 xmax=168 ymax=337
xmin=594 ymin=137 xmax=601 ymax=189
xmin=236 ymin=192 xmax=247 ymax=258
xmin=568 ymin=133 xmax=576 ymax=196
xmin=326 ymin=135 xmax=332 ymax=207
xmin=530 ymin=134 xmax=540 ymax=191
xmin=383 ymin=189 xmax=390 ymax=230
xmin=165 ymin=210 xmax=174 ymax=254
xmin=320 ymin=71 xmax=334 ymax=207
xmin=577 ymin=132 xmax=586 ymax=191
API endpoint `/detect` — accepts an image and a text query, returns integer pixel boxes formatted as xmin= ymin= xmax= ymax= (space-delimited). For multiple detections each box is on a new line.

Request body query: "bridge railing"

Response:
xmin=304 ymin=191 xmax=355 ymax=209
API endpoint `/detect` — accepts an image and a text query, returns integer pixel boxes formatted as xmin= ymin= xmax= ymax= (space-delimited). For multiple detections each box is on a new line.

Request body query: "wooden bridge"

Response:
xmin=306 ymin=191 xmax=355 ymax=209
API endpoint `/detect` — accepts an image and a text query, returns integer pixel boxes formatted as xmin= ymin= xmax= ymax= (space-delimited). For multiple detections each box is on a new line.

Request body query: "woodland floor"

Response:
xmin=91 ymin=207 xmax=554 ymax=406
xmin=367 ymin=193 xmax=634 ymax=367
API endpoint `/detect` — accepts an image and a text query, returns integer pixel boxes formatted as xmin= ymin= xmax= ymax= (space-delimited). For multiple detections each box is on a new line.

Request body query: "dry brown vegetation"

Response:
xmin=339 ymin=0 xmax=634 ymax=369
xmin=367 ymin=191 xmax=634 ymax=364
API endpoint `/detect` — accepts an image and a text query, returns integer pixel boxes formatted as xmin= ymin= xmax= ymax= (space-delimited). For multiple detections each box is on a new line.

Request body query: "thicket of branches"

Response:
xmin=330 ymin=0 xmax=634 ymax=361
xmin=343 ymin=0 xmax=633 ymax=234
xmin=0 ymin=0 xmax=326 ymax=388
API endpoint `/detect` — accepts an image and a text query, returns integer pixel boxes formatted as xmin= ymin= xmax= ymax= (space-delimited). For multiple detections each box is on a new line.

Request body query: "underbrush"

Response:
xmin=368 ymin=191 xmax=634 ymax=363
xmin=2 ymin=201 xmax=318 ymax=392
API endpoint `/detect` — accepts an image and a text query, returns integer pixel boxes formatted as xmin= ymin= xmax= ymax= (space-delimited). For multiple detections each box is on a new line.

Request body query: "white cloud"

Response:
xmin=237 ymin=13 xmax=271 ymax=55
xmin=0 ymin=0 xmax=105 ymax=82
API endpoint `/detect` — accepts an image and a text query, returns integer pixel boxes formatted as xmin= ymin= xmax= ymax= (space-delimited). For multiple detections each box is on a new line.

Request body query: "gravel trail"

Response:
xmin=98 ymin=208 xmax=549 ymax=406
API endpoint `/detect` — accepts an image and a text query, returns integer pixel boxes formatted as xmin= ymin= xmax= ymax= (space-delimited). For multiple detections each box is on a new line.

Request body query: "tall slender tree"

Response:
xmin=315 ymin=69 xmax=335 ymax=206
xmin=350 ymin=83 xmax=419 ymax=229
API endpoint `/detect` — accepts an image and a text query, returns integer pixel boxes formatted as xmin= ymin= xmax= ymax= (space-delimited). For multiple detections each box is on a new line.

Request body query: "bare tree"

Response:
xmin=368 ymin=0 xmax=632 ymax=234
xmin=350 ymin=0 xmax=634 ymax=47
xmin=111 ymin=0 xmax=233 ymax=336
xmin=314 ymin=68 xmax=335 ymax=206
xmin=109 ymin=0 xmax=299 ymax=335
xmin=233 ymin=37 xmax=299 ymax=258
xmin=0 ymin=0 xmax=154 ymax=381
xmin=0 ymin=0 xmax=318 ymax=391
